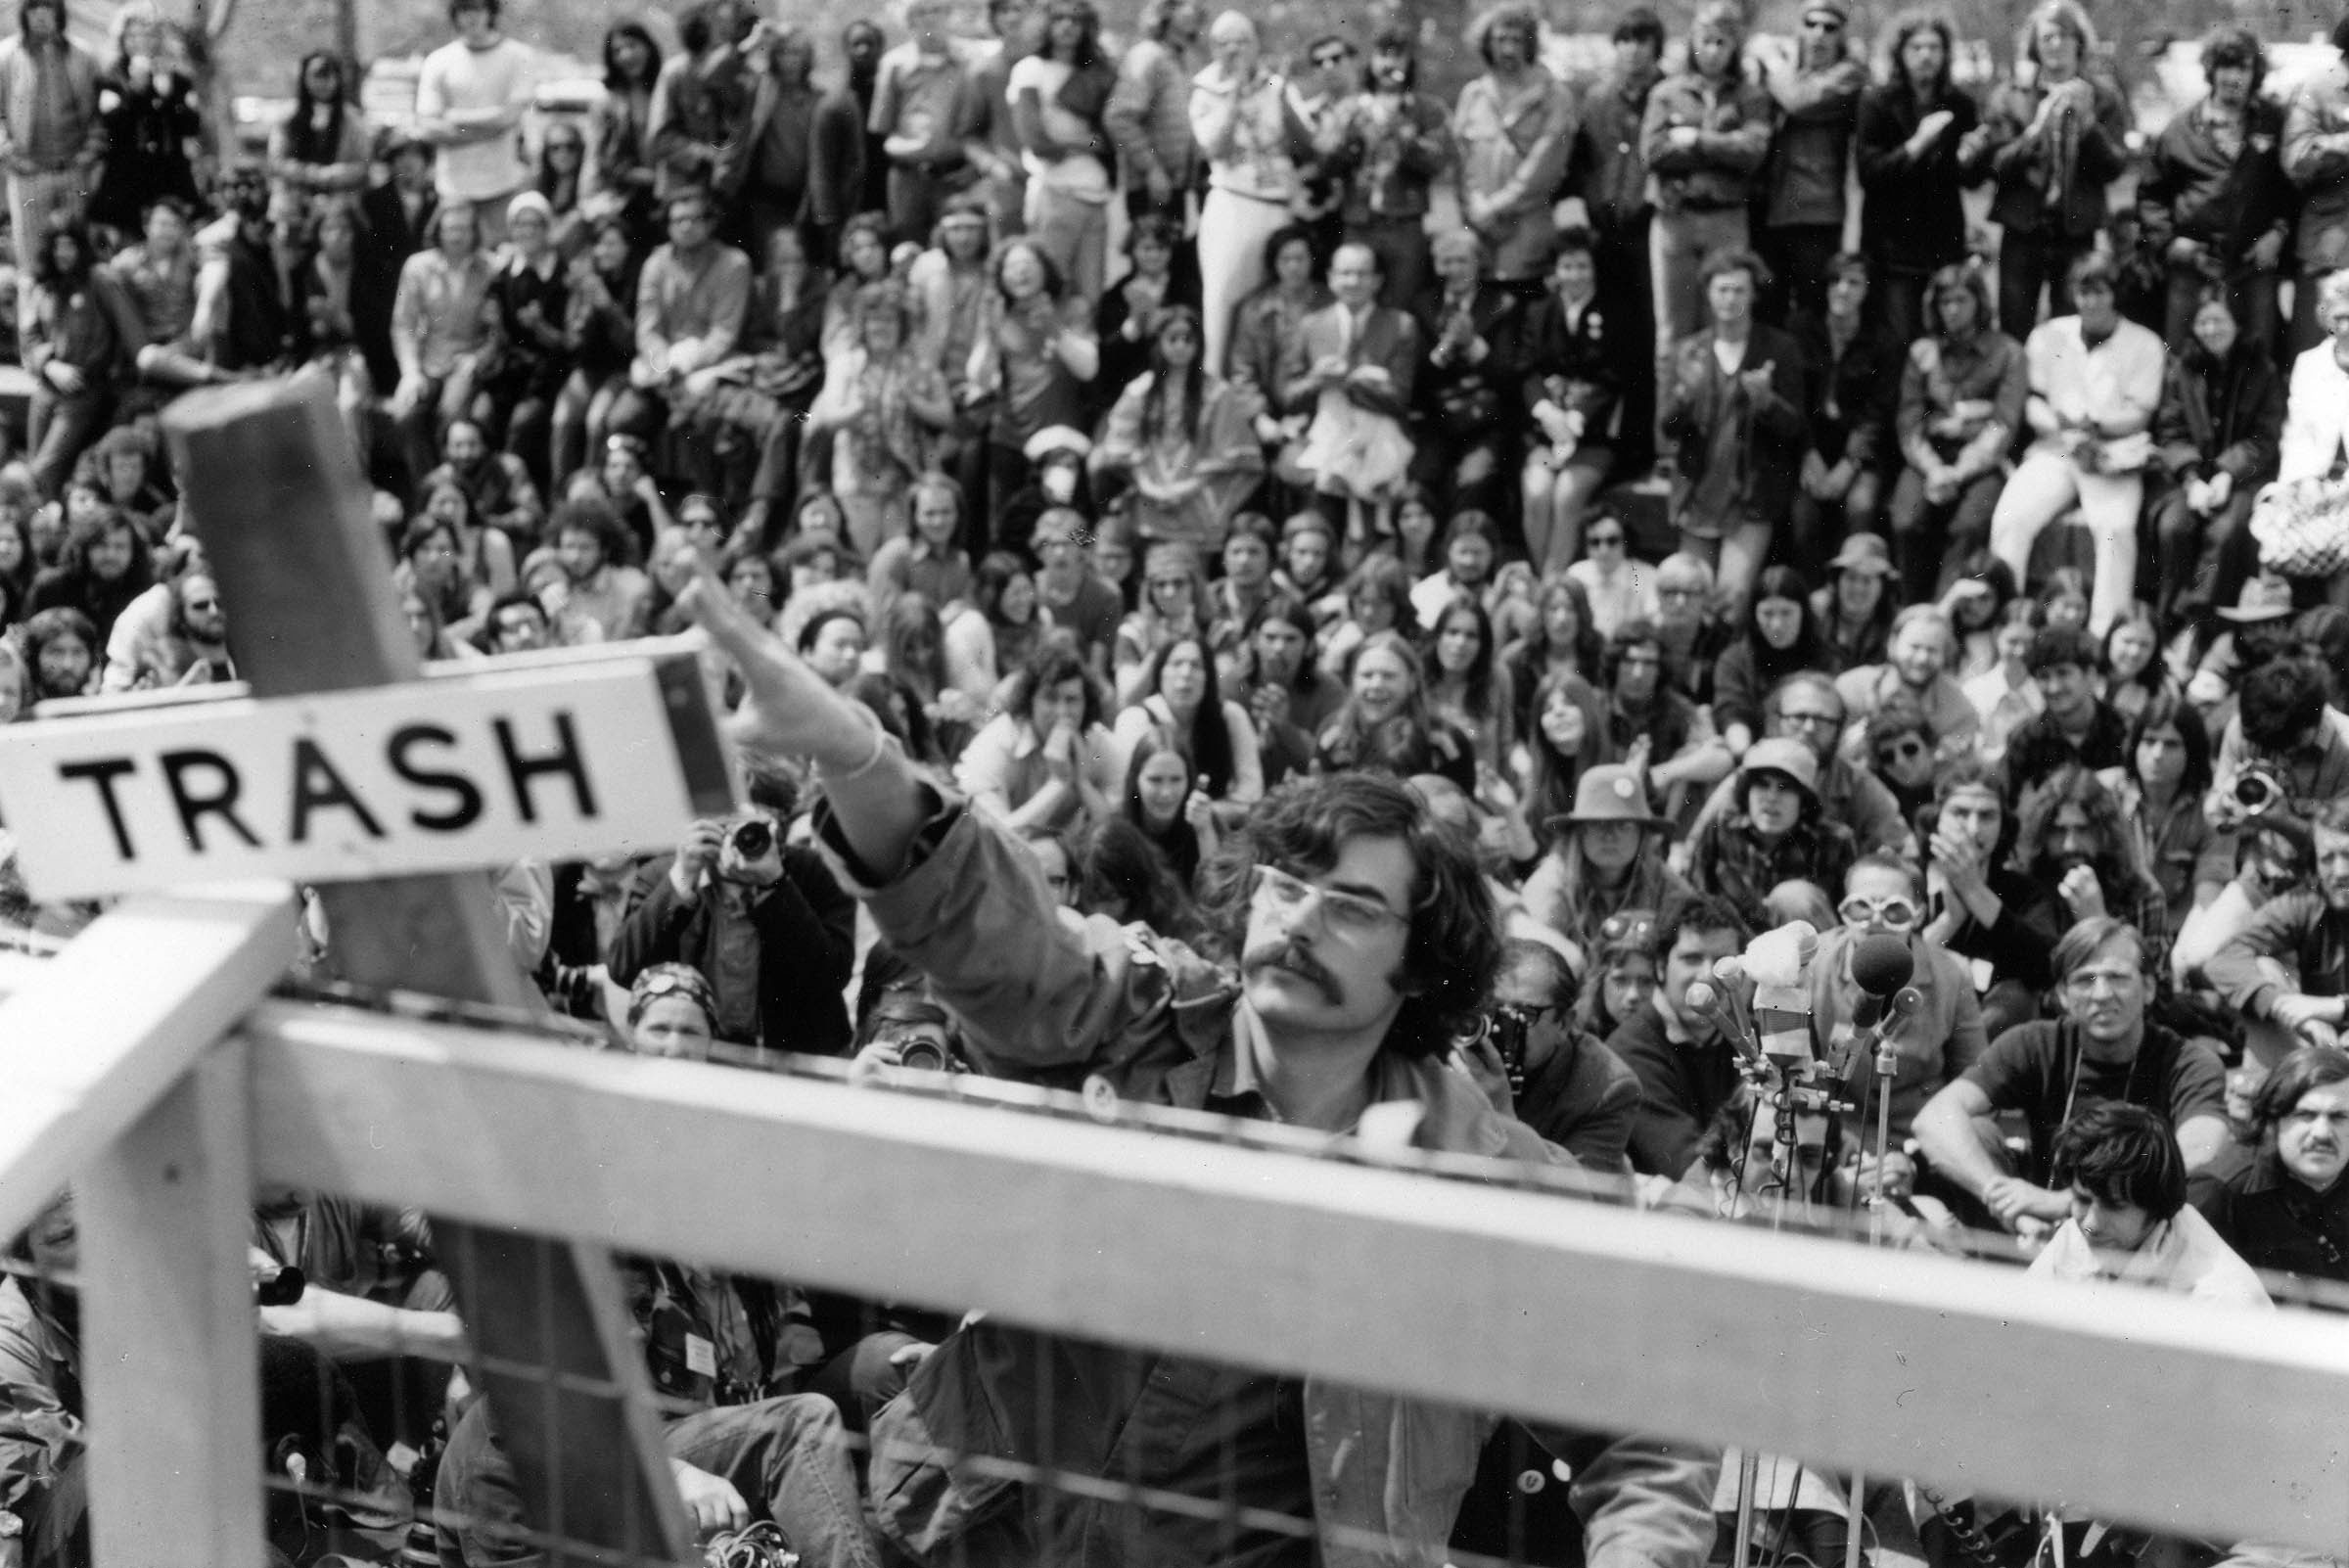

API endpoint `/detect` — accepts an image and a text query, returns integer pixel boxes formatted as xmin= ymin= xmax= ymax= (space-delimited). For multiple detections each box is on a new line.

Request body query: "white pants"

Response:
xmin=1989 ymin=446 xmax=2143 ymax=634
xmin=1197 ymin=186 xmax=1290 ymax=378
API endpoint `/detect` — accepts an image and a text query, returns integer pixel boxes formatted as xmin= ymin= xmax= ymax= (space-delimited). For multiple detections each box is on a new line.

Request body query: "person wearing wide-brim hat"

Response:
xmin=1815 ymin=530 xmax=1901 ymax=669
xmin=1686 ymin=736 xmax=1857 ymax=933
xmin=1519 ymin=763 xmax=1690 ymax=964
xmin=2185 ymin=572 xmax=2300 ymax=710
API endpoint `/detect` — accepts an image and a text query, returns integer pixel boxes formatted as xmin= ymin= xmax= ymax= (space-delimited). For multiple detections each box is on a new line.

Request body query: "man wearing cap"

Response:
xmin=1685 ymin=736 xmax=1858 ymax=936
xmin=1754 ymin=0 xmax=1865 ymax=326
xmin=414 ymin=0 xmax=537 ymax=252
xmin=1686 ymin=669 xmax=1911 ymax=856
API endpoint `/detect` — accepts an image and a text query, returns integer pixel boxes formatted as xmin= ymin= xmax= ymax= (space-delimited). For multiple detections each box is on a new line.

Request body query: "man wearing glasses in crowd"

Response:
xmin=1686 ymin=671 xmax=1912 ymax=855
xmin=675 ymin=575 xmax=1717 ymax=1568
xmin=1804 ymin=853 xmax=1987 ymax=1167
xmin=1913 ymin=917 xmax=2232 ymax=1238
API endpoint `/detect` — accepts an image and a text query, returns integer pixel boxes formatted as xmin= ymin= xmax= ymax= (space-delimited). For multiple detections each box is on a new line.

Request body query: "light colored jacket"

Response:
xmin=0 ymin=32 xmax=102 ymax=171
xmin=1102 ymin=35 xmax=1194 ymax=185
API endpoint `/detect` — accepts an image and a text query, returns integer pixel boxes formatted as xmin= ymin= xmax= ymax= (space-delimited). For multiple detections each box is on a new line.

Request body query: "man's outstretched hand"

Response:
xmin=681 ymin=571 xmax=862 ymax=770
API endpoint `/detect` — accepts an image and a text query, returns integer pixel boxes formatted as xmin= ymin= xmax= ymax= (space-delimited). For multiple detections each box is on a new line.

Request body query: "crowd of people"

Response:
xmin=6 ymin=0 xmax=2349 ymax=1559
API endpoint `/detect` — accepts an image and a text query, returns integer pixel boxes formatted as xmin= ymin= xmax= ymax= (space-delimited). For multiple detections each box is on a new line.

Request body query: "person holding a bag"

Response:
xmin=1987 ymin=251 xmax=2166 ymax=634
xmin=2252 ymin=268 xmax=2349 ymax=598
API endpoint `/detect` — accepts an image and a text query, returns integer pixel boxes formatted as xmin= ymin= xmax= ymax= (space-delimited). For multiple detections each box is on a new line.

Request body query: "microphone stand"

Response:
xmin=1839 ymin=984 xmax=1924 ymax=1568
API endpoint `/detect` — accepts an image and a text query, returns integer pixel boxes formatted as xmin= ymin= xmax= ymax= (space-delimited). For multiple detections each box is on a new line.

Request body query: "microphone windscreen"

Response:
xmin=1684 ymin=980 xmax=1717 ymax=1013
xmin=1850 ymin=933 xmax=1916 ymax=998
xmin=1711 ymin=955 xmax=1746 ymax=984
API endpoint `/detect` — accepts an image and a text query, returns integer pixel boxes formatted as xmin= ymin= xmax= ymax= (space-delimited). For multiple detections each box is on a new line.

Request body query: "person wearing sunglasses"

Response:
xmin=1805 ymin=852 xmax=1987 ymax=1153
xmin=1752 ymin=1 xmax=1865 ymax=326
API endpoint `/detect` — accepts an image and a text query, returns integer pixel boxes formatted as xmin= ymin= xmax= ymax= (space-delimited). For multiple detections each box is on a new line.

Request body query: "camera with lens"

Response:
xmin=1483 ymin=1004 xmax=1541 ymax=1097
xmin=2234 ymin=766 xmax=2287 ymax=818
xmin=897 ymin=1036 xmax=950 ymax=1072
xmin=728 ymin=816 xmax=774 ymax=860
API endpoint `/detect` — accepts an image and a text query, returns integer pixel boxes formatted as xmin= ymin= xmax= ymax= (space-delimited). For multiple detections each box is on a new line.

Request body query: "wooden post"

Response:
xmin=160 ymin=379 xmax=686 ymax=1568
xmin=79 ymin=1043 xmax=267 ymax=1568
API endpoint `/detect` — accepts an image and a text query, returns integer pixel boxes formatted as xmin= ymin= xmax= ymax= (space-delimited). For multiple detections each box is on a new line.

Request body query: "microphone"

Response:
xmin=1682 ymin=980 xmax=1757 ymax=1062
xmin=1709 ymin=955 xmax=1758 ymax=1042
xmin=1848 ymin=934 xmax=1917 ymax=1030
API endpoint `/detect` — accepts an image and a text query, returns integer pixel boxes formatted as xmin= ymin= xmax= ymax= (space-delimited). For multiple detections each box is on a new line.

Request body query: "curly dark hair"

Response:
xmin=2013 ymin=763 xmax=2143 ymax=895
xmin=1197 ymin=772 xmax=1498 ymax=1061
xmin=1003 ymin=640 xmax=1105 ymax=734
xmin=2050 ymin=1102 xmax=2188 ymax=1223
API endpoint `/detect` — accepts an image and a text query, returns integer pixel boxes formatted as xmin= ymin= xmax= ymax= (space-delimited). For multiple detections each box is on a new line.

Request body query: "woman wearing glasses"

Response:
xmin=1802 ymin=851 xmax=1989 ymax=1152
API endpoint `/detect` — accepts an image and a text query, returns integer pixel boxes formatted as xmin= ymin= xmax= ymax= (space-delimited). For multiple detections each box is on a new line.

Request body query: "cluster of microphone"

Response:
xmin=1683 ymin=931 xmax=1925 ymax=1095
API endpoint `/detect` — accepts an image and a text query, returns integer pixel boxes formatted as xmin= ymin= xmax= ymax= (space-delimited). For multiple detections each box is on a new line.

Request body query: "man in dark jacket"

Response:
xmin=2206 ymin=799 xmax=2349 ymax=1048
xmin=607 ymin=762 xmax=857 ymax=1056
xmin=1787 ymin=253 xmax=1900 ymax=562
xmin=1606 ymin=891 xmax=1749 ymax=1177
xmin=1410 ymin=228 xmax=1521 ymax=523
xmin=2203 ymin=1043 xmax=2349 ymax=1304
xmin=1573 ymin=8 xmax=1665 ymax=470
xmin=2145 ymin=286 xmax=2283 ymax=624
xmin=1754 ymin=0 xmax=1865 ymax=325
xmin=2137 ymin=26 xmax=2291 ymax=353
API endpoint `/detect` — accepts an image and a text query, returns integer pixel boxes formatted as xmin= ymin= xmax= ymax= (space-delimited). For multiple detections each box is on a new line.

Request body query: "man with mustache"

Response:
xmin=2204 ymin=1045 xmax=2349 ymax=1302
xmin=675 ymin=574 xmax=1716 ymax=1568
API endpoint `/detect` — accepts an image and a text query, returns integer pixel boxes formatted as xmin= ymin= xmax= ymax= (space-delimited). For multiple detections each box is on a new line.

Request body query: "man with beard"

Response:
xmin=416 ymin=415 xmax=544 ymax=546
xmin=2012 ymin=763 xmax=2172 ymax=962
xmin=2204 ymin=1045 xmax=2349 ymax=1302
xmin=1602 ymin=619 xmax=1731 ymax=818
xmin=674 ymin=576 xmax=1718 ymax=1568
xmin=1606 ymin=890 xmax=1750 ymax=1177
xmin=2206 ymin=799 xmax=2349 ymax=1048
xmin=1914 ymin=917 xmax=2232 ymax=1236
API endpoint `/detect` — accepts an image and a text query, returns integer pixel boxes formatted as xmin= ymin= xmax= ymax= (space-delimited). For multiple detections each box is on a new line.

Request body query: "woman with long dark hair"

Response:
xmin=590 ymin=21 xmax=664 ymax=240
xmin=26 ymin=508 xmax=151 ymax=651
xmin=1093 ymin=214 xmax=1196 ymax=413
xmin=1521 ymin=763 xmax=1686 ymax=956
xmin=1714 ymin=565 xmax=1836 ymax=757
xmin=1316 ymin=628 xmax=1474 ymax=792
xmin=269 ymin=51 xmax=371 ymax=222
xmin=1122 ymin=727 xmax=1220 ymax=888
xmin=1090 ymin=305 xmax=1264 ymax=549
xmin=1111 ymin=631 xmax=1262 ymax=814
xmin=2107 ymin=691 xmax=2220 ymax=932
xmin=1501 ymin=574 xmax=1604 ymax=743
xmin=1855 ymin=9 xmax=1986 ymax=349
xmin=532 ymin=119 xmax=590 ymax=259
xmin=1425 ymin=593 xmax=1514 ymax=787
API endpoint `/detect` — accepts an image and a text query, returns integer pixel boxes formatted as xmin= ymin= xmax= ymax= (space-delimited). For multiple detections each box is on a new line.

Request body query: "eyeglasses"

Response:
xmin=1252 ymin=862 xmax=1406 ymax=940
xmin=1780 ymin=710 xmax=1842 ymax=730
xmin=1837 ymin=896 xmax=1919 ymax=931
xmin=1876 ymin=737 xmax=1926 ymax=765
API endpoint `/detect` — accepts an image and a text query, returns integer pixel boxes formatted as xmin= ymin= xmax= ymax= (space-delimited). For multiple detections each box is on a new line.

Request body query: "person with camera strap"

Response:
xmin=605 ymin=758 xmax=856 ymax=1057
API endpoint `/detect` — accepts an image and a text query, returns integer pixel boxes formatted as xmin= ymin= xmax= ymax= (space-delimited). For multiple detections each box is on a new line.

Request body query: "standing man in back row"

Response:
xmin=414 ymin=0 xmax=537 ymax=252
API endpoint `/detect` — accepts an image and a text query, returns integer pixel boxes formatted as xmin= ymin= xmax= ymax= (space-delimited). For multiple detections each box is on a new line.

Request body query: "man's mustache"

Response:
xmin=1243 ymin=942 xmax=1339 ymax=1002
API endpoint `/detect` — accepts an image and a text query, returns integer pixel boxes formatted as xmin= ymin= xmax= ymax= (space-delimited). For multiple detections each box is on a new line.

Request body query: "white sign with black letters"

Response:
xmin=0 ymin=655 xmax=733 ymax=899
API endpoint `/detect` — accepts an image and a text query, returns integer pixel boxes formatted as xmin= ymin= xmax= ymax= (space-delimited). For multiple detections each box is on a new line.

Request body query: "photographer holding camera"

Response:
xmin=2208 ymin=652 xmax=2349 ymax=831
xmin=2206 ymin=798 xmax=2349 ymax=1048
xmin=607 ymin=761 xmax=856 ymax=1057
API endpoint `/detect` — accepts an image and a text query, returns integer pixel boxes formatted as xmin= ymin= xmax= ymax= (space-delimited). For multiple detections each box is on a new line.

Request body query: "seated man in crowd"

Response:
xmin=1913 ymin=917 xmax=2232 ymax=1237
xmin=680 ymin=578 xmax=1718 ymax=1568
xmin=2210 ymin=651 xmax=2349 ymax=815
xmin=1487 ymin=935 xmax=1642 ymax=1172
xmin=2030 ymin=1101 xmax=2266 ymax=1303
xmin=1808 ymin=852 xmax=1989 ymax=1158
xmin=1987 ymin=252 xmax=2166 ymax=636
xmin=1684 ymin=672 xmax=1913 ymax=857
xmin=1999 ymin=624 xmax=2127 ymax=800
xmin=2012 ymin=764 xmax=2173 ymax=967
xmin=2204 ymin=799 xmax=2349 ymax=1050
xmin=1608 ymin=892 xmax=1752 ymax=1178
xmin=2203 ymin=1044 xmax=2349 ymax=1303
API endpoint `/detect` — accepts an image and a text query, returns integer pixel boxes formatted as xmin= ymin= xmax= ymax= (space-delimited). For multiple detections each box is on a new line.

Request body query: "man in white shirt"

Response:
xmin=1988 ymin=251 xmax=2166 ymax=635
xmin=415 ymin=0 xmax=536 ymax=251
